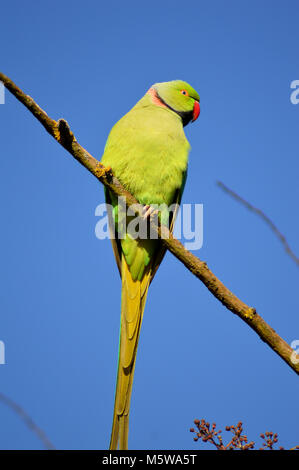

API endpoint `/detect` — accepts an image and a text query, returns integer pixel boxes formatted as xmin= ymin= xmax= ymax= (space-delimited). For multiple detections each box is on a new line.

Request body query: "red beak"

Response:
xmin=192 ymin=101 xmax=200 ymax=122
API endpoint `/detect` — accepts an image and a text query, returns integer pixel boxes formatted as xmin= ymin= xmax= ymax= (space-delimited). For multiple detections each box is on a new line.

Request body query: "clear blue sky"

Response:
xmin=0 ymin=0 xmax=298 ymax=450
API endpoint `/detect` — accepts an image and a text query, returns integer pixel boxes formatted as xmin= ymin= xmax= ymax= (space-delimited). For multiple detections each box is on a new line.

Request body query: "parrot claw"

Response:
xmin=142 ymin=204 xmax=158 ymax=220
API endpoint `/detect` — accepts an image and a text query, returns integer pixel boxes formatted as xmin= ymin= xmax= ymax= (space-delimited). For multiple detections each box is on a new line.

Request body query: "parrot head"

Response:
xmin=149 ymin=80 xmax=200 ymax=127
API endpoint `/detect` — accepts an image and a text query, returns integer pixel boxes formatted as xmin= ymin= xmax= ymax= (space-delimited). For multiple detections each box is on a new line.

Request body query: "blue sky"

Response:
xmin=0 ymin=0 xmax=298 ymax=450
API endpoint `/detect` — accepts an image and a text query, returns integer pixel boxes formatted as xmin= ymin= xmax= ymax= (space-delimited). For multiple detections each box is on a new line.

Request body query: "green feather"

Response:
xmin=101 ymin=80 xmax=199 ymax=449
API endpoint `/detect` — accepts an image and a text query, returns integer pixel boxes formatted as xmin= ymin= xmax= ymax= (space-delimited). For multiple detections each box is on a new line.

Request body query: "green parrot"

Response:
xmin=101 ymin=80 xmax=200 ymax=450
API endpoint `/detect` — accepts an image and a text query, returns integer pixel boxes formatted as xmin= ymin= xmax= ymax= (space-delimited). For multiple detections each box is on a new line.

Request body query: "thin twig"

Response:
xmin=217 ymin=180 xmax=299 ymax=267
xmin=0 ymin=392 xmax=55 ymax=449
xmin=1 ymin=72 xmax=298 ymax=375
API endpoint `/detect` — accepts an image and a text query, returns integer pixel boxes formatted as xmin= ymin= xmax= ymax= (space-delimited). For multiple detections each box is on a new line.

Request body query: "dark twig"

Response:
xmin=217 ymin=180 xmax=299 ymax=267
xmin=0 ymin=392 xmax=55 ymax=449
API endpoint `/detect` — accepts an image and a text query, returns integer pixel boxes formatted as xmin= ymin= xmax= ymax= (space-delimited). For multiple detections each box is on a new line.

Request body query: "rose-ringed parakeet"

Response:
xmin=101 ymin=80 xmax=200 ymax=450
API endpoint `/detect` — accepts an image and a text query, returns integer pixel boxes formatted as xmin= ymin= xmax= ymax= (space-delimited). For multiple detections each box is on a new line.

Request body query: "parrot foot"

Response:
xmin=142 ymin=204 xmax=158 ymax=220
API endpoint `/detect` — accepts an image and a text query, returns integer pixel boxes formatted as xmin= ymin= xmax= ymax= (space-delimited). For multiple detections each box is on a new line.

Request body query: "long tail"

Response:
xmin=109 ymin=256 xmax=151 ymax=450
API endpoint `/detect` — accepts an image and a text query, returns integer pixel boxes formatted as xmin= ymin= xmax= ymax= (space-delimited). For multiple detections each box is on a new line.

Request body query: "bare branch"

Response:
xmin=0 ymin=392 xmax=55 ymax=449
xmin=1 ymin=72 xmax=298 ymax=375
xmin=217 ymin=180 xmax=299 ymax=267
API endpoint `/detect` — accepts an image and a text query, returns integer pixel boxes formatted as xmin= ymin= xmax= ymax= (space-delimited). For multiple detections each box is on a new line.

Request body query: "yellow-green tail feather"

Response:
xmin=109 ymin=255 xmax=152 ymax=450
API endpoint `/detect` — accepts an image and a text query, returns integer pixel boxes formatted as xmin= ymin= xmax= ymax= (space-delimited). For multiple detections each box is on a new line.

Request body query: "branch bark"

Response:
xmin=1 ymin=72 xmax=298 ymax=375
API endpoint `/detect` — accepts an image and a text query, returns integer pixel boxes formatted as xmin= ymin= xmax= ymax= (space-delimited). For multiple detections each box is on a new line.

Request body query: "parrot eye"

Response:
xmin=180 ymin=89 xmax=189 ymax=96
